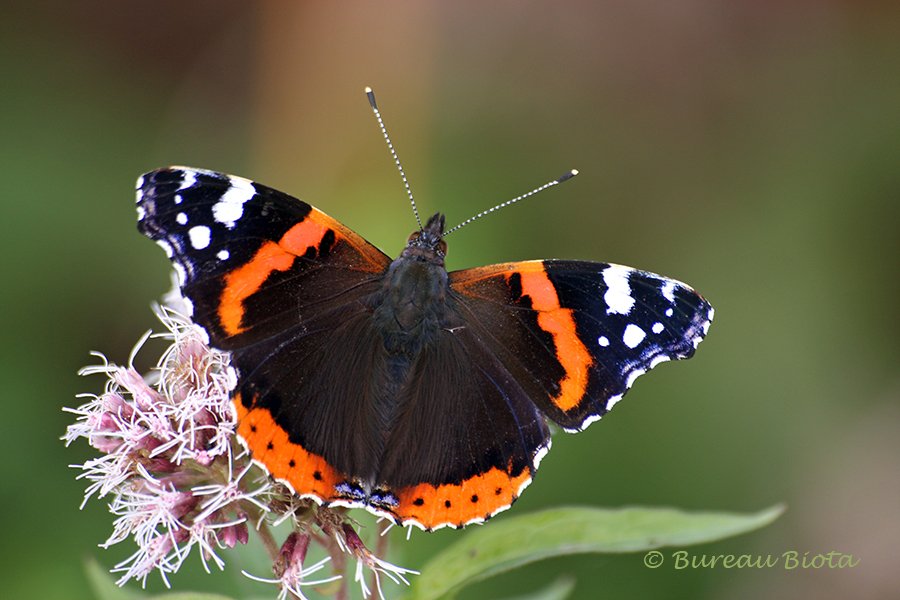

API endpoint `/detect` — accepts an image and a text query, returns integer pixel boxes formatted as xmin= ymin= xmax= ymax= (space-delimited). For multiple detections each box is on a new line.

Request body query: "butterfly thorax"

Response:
xmin=373 ymin=213 xmax=452 ymax=353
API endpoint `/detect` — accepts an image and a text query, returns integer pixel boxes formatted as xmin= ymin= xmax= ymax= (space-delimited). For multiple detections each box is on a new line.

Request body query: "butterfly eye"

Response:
xmin=437 ymin=239 xmax=447 ymax=255
xmin=407 ymin=231 xmax=421 ymax=244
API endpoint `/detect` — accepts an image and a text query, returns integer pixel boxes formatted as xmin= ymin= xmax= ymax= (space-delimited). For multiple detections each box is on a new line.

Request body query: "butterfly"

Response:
xmin=135 ymin=91 xmax=713 ymax=531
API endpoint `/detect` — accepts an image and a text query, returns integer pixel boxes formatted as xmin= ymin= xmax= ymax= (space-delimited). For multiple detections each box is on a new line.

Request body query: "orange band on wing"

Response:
xmin=392 ymin=465 xmax=531 ymax=529
xmin=218 ymin=218 xmax=333 ymax=336
xmin=232 ymin=395 xmax=345 ymax=500
xmin=219 ymin=242 xmax=294 ymax=335
xmin=279 ymin=218 xmax=330 ymax=257
xmin=514 ymin=265 xmax=593 ymax=412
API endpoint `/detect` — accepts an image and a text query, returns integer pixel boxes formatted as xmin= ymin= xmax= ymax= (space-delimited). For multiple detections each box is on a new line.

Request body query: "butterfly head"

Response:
xmin=402 ymin=212 xmax=447 ymax=265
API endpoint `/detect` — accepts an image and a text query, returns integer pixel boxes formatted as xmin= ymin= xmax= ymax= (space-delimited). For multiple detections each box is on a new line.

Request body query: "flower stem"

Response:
xmin=244 ymin=502 xmax=280 ymax=562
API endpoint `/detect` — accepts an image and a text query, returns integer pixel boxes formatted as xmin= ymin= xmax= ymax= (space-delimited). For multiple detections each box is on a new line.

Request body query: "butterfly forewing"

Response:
xmin=450 ymin=260 xmax=714 ymax=431
xmin=137 ymin=167 xmax=391 ymax=349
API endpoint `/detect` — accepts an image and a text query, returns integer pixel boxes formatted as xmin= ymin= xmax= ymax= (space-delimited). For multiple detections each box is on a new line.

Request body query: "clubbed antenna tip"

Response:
xmin=364 ymin=86 xmax=422 ymax=230
xmin=442 ymin=168 xmax=580 ymax=238
xmin=558 ymin=169 xmax=578 ymax=182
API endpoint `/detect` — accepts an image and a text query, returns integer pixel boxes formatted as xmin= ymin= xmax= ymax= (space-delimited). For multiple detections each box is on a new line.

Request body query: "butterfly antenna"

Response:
xmin=442 ymin=169 xmax=578 ymax=237
xmin=365 ymin=86 xmax=423 ymax=230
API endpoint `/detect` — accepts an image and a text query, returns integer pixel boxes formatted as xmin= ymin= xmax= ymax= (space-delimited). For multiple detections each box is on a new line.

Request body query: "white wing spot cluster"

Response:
xmin=602 ymin=265 xmax=635 ymax=315
xmin=212 ymin=178 xmax=255 ymax=229
xmin=571 ymin=270 xmax=712 ymax=434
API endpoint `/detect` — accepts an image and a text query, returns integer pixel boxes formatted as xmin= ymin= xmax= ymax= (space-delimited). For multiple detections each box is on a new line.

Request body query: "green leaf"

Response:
xmin=408 ymin=504 xmax=784 ymax=600
xmin=84 ymin=557 xmax=144 ymax=600
xmin=501 ymin=576 xmax=576 ymax=600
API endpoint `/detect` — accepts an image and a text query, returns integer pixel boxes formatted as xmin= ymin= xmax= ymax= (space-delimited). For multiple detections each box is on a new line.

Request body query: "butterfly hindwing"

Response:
xmin=376 ymin=321 xmax=551 ymax=527
xmin=450 ymin=260 xmax=714 ymax=431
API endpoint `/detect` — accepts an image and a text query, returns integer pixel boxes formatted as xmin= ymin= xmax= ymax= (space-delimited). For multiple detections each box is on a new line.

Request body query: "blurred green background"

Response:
xmin=2 ymin=1 xmax=898 ymax=599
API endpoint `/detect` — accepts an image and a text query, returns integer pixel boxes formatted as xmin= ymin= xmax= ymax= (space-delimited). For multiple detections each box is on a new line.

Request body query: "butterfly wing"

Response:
xmin=449 ymin=260 xmax=714 ymax=431
xmin=137 ymin=167 xmax=395 ymax=504
xmin=374 ymin=321 xmax=551 ymax=529
xmin=137 ymin=167 xmax=391 ymax=349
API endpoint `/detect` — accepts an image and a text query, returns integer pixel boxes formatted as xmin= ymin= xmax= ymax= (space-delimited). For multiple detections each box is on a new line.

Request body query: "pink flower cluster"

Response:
xmin=64 ymin=302 xmax=416 ymax=599
xmin=64 ymin=306 xmax=254 ymax=585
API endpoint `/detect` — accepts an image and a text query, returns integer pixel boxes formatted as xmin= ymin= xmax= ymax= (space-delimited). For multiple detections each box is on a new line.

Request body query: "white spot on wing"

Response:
xmin=661 ymin=280 xmax=677 ymax=303
xmin=626 ymin=367 xmax=646 ymax=389
xmin=213 ymin=178 xmax=255 ymax=229
xmin=176 ymin=212 xmax=188 ymax=225
xmin=606 ymin=394 xmax=623 ymax=411
xmin=566 ymin=412 xmax=602 ymax=433
xmin=178 ymin=170 xmax=197 ymax=191
xmin=603 ymin=265 xmax=635 ymax=315
xmin=515 ymin=474 xmax=533 ymax=497
xmin=649 ymin=355 xmax=671 ymax=369
xmin=598 ymin=335 xmax=610 ymax=347
xmin=217 ymin=249 xmax=230 ymax=261
xmin=533 ymin=439 xmax=551 ymax=469
xmin=188 ymin=225 xmax=211 ymax=250
xmin=652 ymin=322 xmax=664 ymax=334
xmin=623 ymin=323 xmax=646 ymax=348
xmin=699 ymin=306 xmax=714 ymax=337
xmin=155 ymin=239 xmax=173 ymax=258
xmin=136 ymin=206 xmax=145 ymax=221
xmin=665 ymin=307 xmax=674 ymax=317
xmin=172 ymin=261 xmax=187 ymax=286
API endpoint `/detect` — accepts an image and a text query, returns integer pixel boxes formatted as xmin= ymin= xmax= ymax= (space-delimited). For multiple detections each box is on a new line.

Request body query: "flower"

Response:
xmin=243 ymin=532 xmax=341 ymax=600
xmin=64 ymin=290 xmax=416 ymax=598
xmin=341 ymin=524 xmax=419 ymax=600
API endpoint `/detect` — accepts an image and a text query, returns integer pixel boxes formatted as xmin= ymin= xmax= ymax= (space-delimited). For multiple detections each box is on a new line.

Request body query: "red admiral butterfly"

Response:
xmin=136 ymin=90 xmax=713 ymax=531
